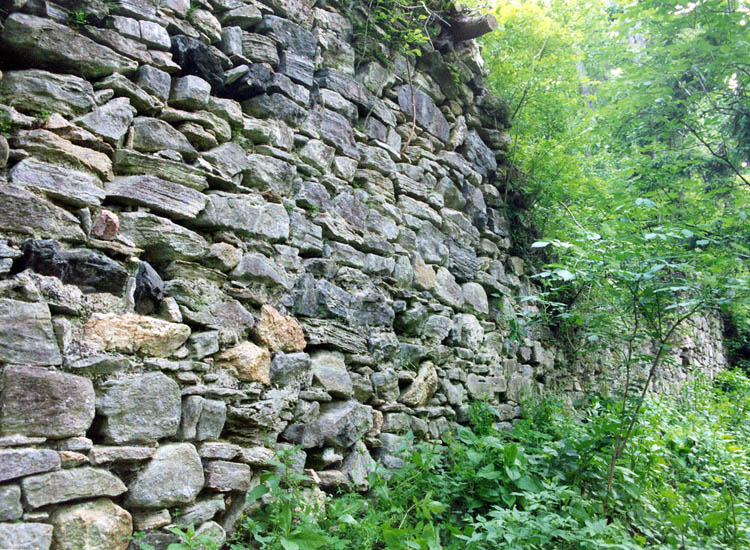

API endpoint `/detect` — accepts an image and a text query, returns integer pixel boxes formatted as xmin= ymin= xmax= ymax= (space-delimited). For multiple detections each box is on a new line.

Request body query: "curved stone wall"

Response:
xmin=0 ymin=1 xmax=726 ymax=548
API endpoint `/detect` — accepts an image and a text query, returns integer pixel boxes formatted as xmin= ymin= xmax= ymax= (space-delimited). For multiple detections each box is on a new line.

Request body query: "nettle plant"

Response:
xmin=529 ymin=196 xmax=748 ymax=514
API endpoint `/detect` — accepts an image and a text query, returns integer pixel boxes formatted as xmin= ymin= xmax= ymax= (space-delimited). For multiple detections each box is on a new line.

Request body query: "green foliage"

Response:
xmin=67 ymin=9 xmax=90 ymax=27
xmin=225 ymin=374 xmax=750 ymax=549
xmin=0 ymin=113 xmax=12 ymax=137
xmin=166 ymin=525 xmax=220 ymax=550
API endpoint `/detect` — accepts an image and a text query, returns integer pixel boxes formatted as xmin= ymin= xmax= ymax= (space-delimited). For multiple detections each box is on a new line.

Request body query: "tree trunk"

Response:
xmin=446 ymin=14 xmax=498 ymax=42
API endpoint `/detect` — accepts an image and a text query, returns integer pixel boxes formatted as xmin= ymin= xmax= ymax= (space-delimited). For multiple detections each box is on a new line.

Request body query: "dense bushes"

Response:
xmin=195 ymin=370 xmax=750 ymax=550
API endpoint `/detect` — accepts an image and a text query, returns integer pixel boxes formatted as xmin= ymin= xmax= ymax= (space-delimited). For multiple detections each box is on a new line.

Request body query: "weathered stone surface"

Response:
xmin=136 ymin=65 xmax=172 ymax=102
xmin=0 ymin=366 xmax=94 ymax=438
xmin=11 ymin=129 xmax=113 ymax=180
xmin=134 ymin=261 xmax=164 ymax=315
xmin=284 ymin=400 xmax=373 ymax=449
xmin=21 ymin=467 xmax=126 ymax=508
xmin=170 ymin=75 xmax=212 ymax=110
xmin=0 ymin=136 xmax=7 ymax=170
xmin=397 ymin=85 xmax=450 ymax=142
xmin=51 ymin=499 xmax=132 ymax=550
xmin=462 ymin=282 xmax=489 ymax=316
xmin=0 ymin=523 xmax=53 ymax=550
xmin=0 ymin=300 xmax=61 ymax=366
xmin=341 ymin=440 xmax=376 ymax=489
xmin=171 ymin=34 xmax=226 ymax=91
xmin=76 ymin=98 xmax=136 ymax=146
xmin=204 ymin=461 xmax=252 ymax=492
xmin=0 ymin=70 xmax=96 ymax=117
xmin=270 ymin=352 xmax=312 ymax=386
xmin=434 ymin=267 xmax=464 ymax=309
xmin=119 ymin=212 xmax=210 ymax=262
xmin=176 ymin=496 xmax=225 ymax=528
xmin=9 ymin=158 xmax=105 ymax=209
xmin=126 ymin=443 xmax=204 ymax=509
xmin=0 ymin=485 xmax=22 ymax=522
xmin=131 ymin=117 xmax=198 ymax=161
xmin=106 ymin=175 xmax=207 ymax=220
xmin=461 ymin=130 xmax=497 ymax=178
xmin=311 ymin=351 xmax=353 ymax=398
xmin=0 ymin=185 xmax=85 ymax=242
xmin=217 ymin=342 xmax=271 ymax=385
xmin=95 ymin=73 xmax=162 ymax=115
xmin=97 ymin=373 xmax=181 ymax=444
xmin=113 ymin=150 xmax=208 ymax=191
xmin=232 ymin=253 xmax=291 ymax=289
xmin=452 ymin=314 xmax=484 ymax=349
xmin=13 ymin=239 xmax=128 ymax=295
xmin=254 ymin=305 xmax=306 ymax=352
xmin=196 ymin=193 xmax=290 ymax=241
xmin=84 ymin=313 xmax=191 ymax=357
xmin=308 ymin=107 xmax=360 ymax=159
xmin=0 ymin=448 xmax=60 ymax=483
xmin=89 ymin=446 xmax=156 ymax=465
xmin=140 ymin=20 xmax=171 ymax=50
xmin=2 ymin=14 xmax=137 ymax=78
xmin=400 ymin=362 xmax=439 ymax=407
xmin=132 ymin=509 xmax=171 ymax=532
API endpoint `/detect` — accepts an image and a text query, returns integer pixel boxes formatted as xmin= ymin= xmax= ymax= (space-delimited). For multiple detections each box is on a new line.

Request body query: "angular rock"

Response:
xmin=119 ymin=212 xmax=210 ymax=262
xmin=13 ymin=239 xmax=128 ymax=295
xmin=0 ymin=300 xmax=61 ymax=366
xmin=130 ymin=117 xmax=198 ymax=161
xmin=397 ymin=85 xmax=450 ymax=142
xmin=126 ymin=443 xmax=204 ymax=509
xmin=170 ymin=76 xmax=212 ymax=110
xmin=452 ymin=314 xmax=484 ymax=349
xmin=0 ymin=523 xmax=53 ymax=550
xmin=341 ymin=440 xmax=375 ymax=489
xmin=270 ymin=352 xmax=312 ymax=386
xmin=89 ymin=446 xmax=156 ymax=465
xmin=204 ymin=242 xmax=242 ymax=272
xmin=105 ymin=175 xmax=207 ymax=220
xmin=0 ymin=485 xmax=22 ymax=522
xmin=51 ymin=499 xmax=132 ymax=550
xmin=308 ymin=107 xmax=360 ymax=159
xmin=285 ymin=400 xmax=374 ymax=449
xmin=134 ymin=261 xmax=164 ymax=315
xmin=462 ymin=282 xmax=489 ymax=316
xmin=95 ymin=73 xmax=162 ymax=115
xmin=399 ymin=362 xmax=439 ymax=407
xmin=434 ymin=267 xmax=464 ymax=309
xmin=0 ymin=69 xmax=96 ymax=117
xmin=97 ymin=372 xmax=181 ymax=444
xmin=461 ymin=131 xmax=497 ymax=179
xmin=21 ymin=467 xmax=126 ymax=508
xmin=0 ymin=365 xmax=94 ymax=438
xmin=75 ymin=98 xmax=136 ymax=146
xmin=257 ymin=15 xmax=316 ymax=58
xmin=254 ymin=305 xmax=306 ymax=352
xmin=231 ymin=253 xmax=290 ymax=289
xmin=195 ymin=193 xmax=290 ymax=241
xmin=311 ymin=351 xmax=353 ymax=398
xmin=171 ymin=34 xmax=225 ymax=92
xmin=0 ymin=448 xmax=60 ymax=483
xmin=115 ymin=149 xmax=211 ymax=190
xmin=240 ymin=33 xmax=280 ymax=66
xmin=197 ymin=400 xmax=227 ymax=441
xmin=204 ymin=461 xmax=252 ymax=492
xmin=202 ymin=142 xmax=249 ymax=178
xmin=217 ymin=342 xmax=271 ymax=385
xmin=84 ymin=313 xmax=190 ymax=357
xmin=2 ymin=14 xmax=137 ymax=78
xmin=140 ymin=20 xmax=171 ymax=50
xmin=9 ymin=158 xmax=105 ymax=209
xmin=136 ymin=65 xmax=172 ymax=102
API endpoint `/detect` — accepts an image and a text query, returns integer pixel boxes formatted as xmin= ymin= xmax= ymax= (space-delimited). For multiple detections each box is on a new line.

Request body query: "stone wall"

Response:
xmin=0 ymin=1 xmax=726 ymax=549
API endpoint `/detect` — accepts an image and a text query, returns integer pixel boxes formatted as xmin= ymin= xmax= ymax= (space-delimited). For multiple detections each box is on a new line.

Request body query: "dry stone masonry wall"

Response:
xmin=0 ymin=1 xmax=726 ymax=549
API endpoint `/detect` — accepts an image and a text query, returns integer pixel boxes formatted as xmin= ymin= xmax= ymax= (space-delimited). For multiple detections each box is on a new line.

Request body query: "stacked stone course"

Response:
xmin=0 ymin=1 xmax=725 ymax=548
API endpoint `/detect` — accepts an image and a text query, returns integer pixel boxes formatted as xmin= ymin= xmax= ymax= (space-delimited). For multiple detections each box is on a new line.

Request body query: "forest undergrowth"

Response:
xmin=160 ymin=370 xmax=750 ymax=550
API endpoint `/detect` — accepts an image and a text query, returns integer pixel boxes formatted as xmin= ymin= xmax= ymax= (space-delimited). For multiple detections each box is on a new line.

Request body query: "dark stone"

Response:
xmin=242 ymin=93 xmax=307 ymax=127
xmin=12 ymin=239 xmax=128 ymax=295
xmin=308 ymin=107 xmax=360 ymax=160
xmin=134 ymin=261 xmax=164 ymax=315
xmin=226 ymin=62 xmax=274 ymax=98
xmin=460 ymin=131 xmax=497 ymax=179
xmin=171 ymin=34 xmax=225 ymax=93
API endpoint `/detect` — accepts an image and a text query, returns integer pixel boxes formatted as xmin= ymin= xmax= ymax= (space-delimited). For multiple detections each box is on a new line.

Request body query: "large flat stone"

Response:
xmin=0 ymin=70 xmax=96 ymax=117
xmin=194 ymin=193 xmax=290 ymax=241
xmin=130 ymin=117 xmax=198 ymax=161
xmin=84 ymin=313 xmax=191 ymax=357
xmin=2 ymin=14 xmax=137 ymax=78
xmin=97 ymin=373 xmax=181 ymax=444
xmin=119 ymin=212 xmax=210 ymax=262
xmin=0 ymin=523 xmax=53 ymax=550
xmin=397 ymin=85 xmax=450 ymax=142
xmin=14 ymin=239 xmax=129 ymax=296
xmin=0 ymin=300 xmax=61 ymax=366
xmin=9 ymin=158 xmax=105 ymax=209
xmin=112 ymin=149 xmax=209 ymax=191
xmin=75 ymin=97 xmax=136 ymax=146
xmin=0 ymin=448 xmax=60 ymax=483
xmin=126 ymin=443 xmax=204 ymax=509
xmin=51 ymin=499 xmax=132 ymax=550
xmin=21 ymin=467 xmax=126 ymax=508
xmin=204 ymin=461 xmax=252 ymax=492
xmin=0 ymin=365 xmax=94 ymax=438
xmin=0 ymin=185 xmax=85 ymax=243
xmin=106 ymin=176 xmax=207 ymax=220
